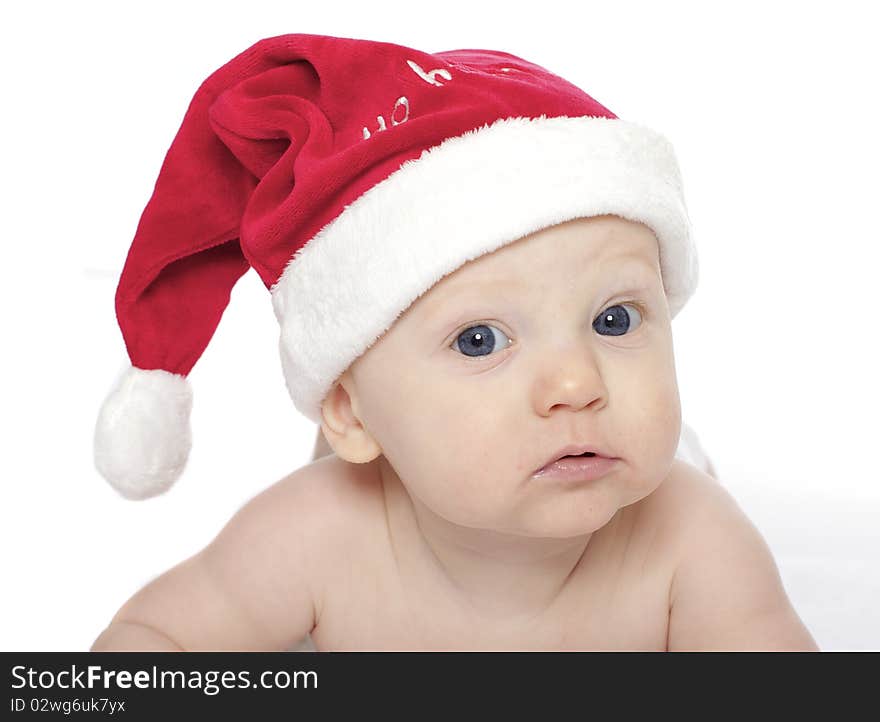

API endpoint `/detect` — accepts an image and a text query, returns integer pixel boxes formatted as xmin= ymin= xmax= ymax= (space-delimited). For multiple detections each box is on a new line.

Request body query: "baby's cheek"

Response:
xmin=617 ymin=373 xmax=681 ymax=455
xmin=416 ymin=407 xmax=514 ymax=514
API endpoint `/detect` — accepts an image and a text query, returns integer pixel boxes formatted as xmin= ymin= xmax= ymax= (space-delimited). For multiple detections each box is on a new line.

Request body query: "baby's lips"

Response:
xmin=533 ymin=443 xmax=615 ymax=474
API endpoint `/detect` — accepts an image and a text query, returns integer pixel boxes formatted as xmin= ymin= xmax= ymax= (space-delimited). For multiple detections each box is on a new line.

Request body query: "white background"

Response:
xmin=1 ymin=0 xmax=877 ymax=651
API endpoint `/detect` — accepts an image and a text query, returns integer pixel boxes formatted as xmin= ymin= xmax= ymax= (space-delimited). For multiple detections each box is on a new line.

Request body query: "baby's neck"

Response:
xmin=376 ymin=456 xmax=614 ymax=623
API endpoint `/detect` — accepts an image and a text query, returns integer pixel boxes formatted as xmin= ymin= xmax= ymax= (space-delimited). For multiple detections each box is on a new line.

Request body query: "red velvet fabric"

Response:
xmin=114 ymin=33 xmax=616 ymax=376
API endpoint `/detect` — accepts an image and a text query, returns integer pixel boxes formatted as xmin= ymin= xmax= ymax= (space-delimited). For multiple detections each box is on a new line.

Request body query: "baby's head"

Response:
xmin=93 ymin=34 xmax=697 ymax=502
xmin=320 ymin=214 xmax=681 ymax=537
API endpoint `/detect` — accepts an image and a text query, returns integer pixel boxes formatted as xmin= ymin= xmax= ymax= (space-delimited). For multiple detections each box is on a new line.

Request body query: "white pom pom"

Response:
xmin=94 ymin=366 xmax=193 ymax=500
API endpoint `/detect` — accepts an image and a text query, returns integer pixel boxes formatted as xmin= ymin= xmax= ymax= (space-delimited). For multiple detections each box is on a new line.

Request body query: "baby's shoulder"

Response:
xmin=640 ymin=456 xmax=768 ymax=588
xmin=269 ymin=454 xmax=384 ymax=568
xmin=644 ymin=457 xmax=726 ymax=516
xmin=652 ymin=459 xmax=818 ymax=650
xmin=634 ymin=457 xmax=734 ymax=560
xmin=272 ymin=453 xmax=384 ymax=546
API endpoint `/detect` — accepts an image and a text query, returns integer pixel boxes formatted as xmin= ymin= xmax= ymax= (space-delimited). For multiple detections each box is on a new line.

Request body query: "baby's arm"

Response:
xmin=665 ymin=465 xmax=819 ymax=651
xmin=91 ymin=466 xmax=327 ymax=651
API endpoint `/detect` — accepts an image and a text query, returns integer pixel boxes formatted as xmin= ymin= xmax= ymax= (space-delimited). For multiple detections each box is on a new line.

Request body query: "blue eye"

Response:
xmin=452 ymin=323 xmax=511 ymax=358
xmin=451 ymin=303 xmax=644 ymax=358
xmin=593 ymin=303 xmax=643 ymax=336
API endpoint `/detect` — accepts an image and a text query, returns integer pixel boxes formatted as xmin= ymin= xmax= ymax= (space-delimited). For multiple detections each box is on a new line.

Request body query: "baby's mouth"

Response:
xmin=533 ymin=444 xmax=616 ymax=475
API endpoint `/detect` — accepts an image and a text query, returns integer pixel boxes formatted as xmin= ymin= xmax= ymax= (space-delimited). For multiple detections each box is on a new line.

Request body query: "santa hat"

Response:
xmin=94 ymin=32 xmax=698 ymax=500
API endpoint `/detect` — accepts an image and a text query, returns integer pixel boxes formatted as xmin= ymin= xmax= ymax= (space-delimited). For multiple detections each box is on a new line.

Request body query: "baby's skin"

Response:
xmin=91 ymin=215 xmax=818 ymax=651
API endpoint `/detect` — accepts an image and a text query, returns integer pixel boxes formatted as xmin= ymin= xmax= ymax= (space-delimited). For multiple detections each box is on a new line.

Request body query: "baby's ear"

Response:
xmin=319 ymin=374 xmax=382 ymax=464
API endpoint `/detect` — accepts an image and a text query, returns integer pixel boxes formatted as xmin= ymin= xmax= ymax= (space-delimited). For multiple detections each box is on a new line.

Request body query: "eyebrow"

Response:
xmin=436 ymin=256 xmax=658 ymax=298
xmin=613 ymin=255 xmax=659 ymax=274
xmin=422 ymin=256 xmax=659 ymax=325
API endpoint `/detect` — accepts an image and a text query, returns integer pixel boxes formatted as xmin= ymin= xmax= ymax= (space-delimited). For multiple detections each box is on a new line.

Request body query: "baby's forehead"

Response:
xmin=425 ymin=216 xmax=660 ymax=300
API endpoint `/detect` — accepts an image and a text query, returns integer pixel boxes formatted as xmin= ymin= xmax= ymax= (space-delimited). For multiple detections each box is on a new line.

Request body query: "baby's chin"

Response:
xmin=506 ymin=474 xmax=667 ymax=538
xmin=458 ymin=490 xmax=627 ymax=540
xmin=408 ymin=459 xmax=669 ymax=539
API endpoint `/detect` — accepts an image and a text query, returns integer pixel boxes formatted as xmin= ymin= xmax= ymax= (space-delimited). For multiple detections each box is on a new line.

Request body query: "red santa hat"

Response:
xmin=94 ymin=32 xmax=698 ymax=500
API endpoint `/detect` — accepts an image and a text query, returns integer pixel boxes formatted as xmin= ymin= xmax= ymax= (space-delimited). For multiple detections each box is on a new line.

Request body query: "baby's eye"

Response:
xmin=593 ymin=303 xmax=643 ymax=336
xmin=452 ymin=323 xmax=512 ymax=358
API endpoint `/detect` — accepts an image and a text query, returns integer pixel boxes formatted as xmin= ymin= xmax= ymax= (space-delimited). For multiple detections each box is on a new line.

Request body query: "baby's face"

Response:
xmin=339 ymin=214 xmax=682 ymax=538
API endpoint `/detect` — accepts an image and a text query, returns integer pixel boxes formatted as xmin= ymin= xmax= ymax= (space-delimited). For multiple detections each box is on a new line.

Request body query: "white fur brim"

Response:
xmin=94 ymin=366 xmax=193 ymax=500
xmin=270 ymin=114 xmax=698 ymax=423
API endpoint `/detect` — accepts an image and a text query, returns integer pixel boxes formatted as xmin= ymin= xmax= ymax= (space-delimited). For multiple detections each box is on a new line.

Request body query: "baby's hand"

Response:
xmin=91 ymin=464 xmax=329 ymax=651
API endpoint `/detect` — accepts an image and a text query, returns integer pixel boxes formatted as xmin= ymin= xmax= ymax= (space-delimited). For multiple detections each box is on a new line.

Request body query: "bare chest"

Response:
xmin=309 ymin=503 xmax=674 ymax=651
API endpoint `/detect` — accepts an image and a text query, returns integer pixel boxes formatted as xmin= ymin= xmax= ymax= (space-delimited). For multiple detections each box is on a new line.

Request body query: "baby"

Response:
xmin=90 ymin=34 xmax=818 ymax=651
